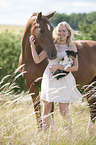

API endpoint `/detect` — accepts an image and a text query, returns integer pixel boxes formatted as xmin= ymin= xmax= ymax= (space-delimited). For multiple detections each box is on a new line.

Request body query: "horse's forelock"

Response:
xmin=31 ymin=12 xmax=38 ymax=23
xmin=30 ymin=12 xmax=52 ymax=36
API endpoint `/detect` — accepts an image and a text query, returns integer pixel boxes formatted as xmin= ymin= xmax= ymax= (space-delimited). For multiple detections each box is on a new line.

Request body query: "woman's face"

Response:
xmin=57 ymin=25 xmax=70 ymax=43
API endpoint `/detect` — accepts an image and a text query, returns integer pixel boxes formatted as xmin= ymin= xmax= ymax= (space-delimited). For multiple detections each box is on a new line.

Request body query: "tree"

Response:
xmin=75 ymin=21 xmax=96 ymax=41
xmin=50 ymin=13 xmax=69 ymax=26
xmin=85 ymin=12 xmax=96 ymax=24
xmin=50 ymin=12 xmax=96 ymax=30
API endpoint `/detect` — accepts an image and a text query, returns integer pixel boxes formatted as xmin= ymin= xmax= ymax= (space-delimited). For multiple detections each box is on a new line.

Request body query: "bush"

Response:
xmin=75 ymin=21 xmax=96 ymax=41
xmin=0 ymin=30 xmax=27 ymax=91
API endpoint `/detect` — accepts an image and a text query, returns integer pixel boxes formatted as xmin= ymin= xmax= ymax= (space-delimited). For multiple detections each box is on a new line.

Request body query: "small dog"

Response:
xmin=59 ymin=50 xmax=79 ymax=70
xmin=53 ymin=50 xmax=79 ymax=80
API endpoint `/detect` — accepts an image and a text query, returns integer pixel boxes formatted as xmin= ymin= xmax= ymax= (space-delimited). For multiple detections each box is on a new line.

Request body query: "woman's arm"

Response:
xmin=56 ymin=56 xmax=78 ymax=71
xmin=29 ymin=35 xmax=47 ymax=64
xmin=49 ymin=44 xmax=78 ymax=73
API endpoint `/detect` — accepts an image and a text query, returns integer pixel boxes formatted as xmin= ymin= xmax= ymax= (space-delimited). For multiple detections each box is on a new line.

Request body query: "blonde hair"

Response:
xmin=53 ymin=21 xmax=78 ymax=47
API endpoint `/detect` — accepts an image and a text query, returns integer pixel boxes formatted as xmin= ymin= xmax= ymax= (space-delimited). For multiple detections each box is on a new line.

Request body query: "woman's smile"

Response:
xmin=57 ymin=25 xmax=69 ymax=44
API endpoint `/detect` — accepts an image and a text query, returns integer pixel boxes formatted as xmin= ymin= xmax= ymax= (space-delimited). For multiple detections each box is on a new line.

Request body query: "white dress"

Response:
xmin=41 ymin=44 xmax=82 ymax=103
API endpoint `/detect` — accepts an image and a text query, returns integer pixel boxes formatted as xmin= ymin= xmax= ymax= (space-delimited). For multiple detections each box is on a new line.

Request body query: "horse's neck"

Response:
xmin=21 ymin=25 xmax=32 ymax=62
xmin=35 ymin=43 xmax=43 ymax=54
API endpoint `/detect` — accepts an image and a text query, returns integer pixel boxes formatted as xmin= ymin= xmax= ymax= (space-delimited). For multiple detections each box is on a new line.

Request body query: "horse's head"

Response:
xmin=30 ymin=11 xmax=57 ymax=60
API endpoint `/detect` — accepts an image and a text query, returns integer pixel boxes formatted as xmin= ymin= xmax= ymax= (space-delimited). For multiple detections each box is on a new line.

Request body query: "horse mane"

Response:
xmin=31 ymin=12 xmax=38 ymax=17
xmin=30 ymin=12 xmax=38 ymax=22
xmin=22 ymin=13 xmax=40 ymax=45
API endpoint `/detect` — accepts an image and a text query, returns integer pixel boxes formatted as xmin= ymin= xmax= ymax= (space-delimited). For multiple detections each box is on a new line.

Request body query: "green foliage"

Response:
xmin=50 ymin=12 xmax=96 ymax=30
xmin=69 ymin=13 xmax=87 ymax=29
xmin=75 ymin=21 xmax=96 ymax=40
xmin=0 ymin=30 xmax=21 ymax=74
xmin=85 ymin=12 xmax=96 ymax=24
xmin=50 ymin=13 xmax=70 ymax=26
xmin=0 ymin=30 xmax=27 ymax=91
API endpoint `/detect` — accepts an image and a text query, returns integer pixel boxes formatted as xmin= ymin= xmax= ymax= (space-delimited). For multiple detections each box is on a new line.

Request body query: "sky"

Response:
xmin=0 ymin=0 xmax=96 ymax=25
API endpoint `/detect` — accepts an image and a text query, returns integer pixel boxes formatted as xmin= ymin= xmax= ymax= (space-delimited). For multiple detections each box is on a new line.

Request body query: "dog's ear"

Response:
xmin=73 ymin=52 xmax=79 ymax=58
xmin=65 ymin=50 xmax=71 ymax=56
xmin=66 ymin=50 xmax=79 ymax=57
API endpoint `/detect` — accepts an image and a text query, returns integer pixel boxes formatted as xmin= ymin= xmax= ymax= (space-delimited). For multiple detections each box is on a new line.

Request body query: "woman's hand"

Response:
xmin=29 ymin=35 xmax=36 ymax=48
xmin=29 ymin=35 xmax=47 ymax=64
xmin=49 ymin=65 xmax=58 ymax=74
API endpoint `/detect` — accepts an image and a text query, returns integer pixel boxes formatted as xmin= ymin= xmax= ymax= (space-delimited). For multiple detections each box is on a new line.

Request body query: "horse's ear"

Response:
xmin=37 ymin=12 xmax=42 ymax=22
xmin=45 ymin=11 xmax=56 ymax=19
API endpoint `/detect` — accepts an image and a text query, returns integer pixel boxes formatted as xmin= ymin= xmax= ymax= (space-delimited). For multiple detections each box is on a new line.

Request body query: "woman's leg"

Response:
xmin=59 ymin=103 xmax=69 ymax=117
xmin=42 ymin=100 xmax=53 ymax=131
xmin=59 ymin=103 xmax=72 ymax=133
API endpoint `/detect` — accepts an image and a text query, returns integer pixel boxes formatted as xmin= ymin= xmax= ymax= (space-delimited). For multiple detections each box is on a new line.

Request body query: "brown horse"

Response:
xmin=73 ymin=40 xmax=96 ymax=125
xmin=19 ymin=12 xmax=96 ymax=128
xmin=19 ymin=11 xmax=57 ymax=128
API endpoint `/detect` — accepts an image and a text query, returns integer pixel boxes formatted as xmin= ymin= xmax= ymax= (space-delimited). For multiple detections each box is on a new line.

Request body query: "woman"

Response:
xmin=29 ymin=21 xmax=82 ymax=131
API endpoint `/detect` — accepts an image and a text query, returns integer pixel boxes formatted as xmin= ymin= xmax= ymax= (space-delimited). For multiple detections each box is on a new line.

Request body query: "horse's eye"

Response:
xmin=40 ymin=28 xmax=44 ymax=33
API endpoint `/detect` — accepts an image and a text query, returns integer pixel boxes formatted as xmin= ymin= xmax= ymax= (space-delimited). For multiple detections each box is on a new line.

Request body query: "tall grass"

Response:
xmin=0 ymin=68 xmax=96 ymax=145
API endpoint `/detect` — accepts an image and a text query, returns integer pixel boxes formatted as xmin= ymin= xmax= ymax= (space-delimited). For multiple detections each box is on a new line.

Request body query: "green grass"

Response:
xmin=0 ymin=25 xmax=25 ymax=34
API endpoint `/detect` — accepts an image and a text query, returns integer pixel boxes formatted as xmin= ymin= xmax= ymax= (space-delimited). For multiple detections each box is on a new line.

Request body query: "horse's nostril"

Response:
xmin=52 ymin=52 xmax=57 ymax=59
xmin=47 ymin=50 xmax=57 ymax=60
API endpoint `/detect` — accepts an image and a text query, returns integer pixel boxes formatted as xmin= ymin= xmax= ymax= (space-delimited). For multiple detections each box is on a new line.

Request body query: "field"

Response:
xmin=0 ymin=89 xmax=96 ymax=145
xmin=0 ymin=70 xmax=96 ymax=145
xmin=0 ymin=25 xmax=25 ymax=34
xmin=0 ymin=25 xmax=96 ymax=145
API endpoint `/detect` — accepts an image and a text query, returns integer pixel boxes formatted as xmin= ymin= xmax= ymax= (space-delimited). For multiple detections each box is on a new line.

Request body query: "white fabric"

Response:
xmin=41 ymin=44 xmax=82 ymax=103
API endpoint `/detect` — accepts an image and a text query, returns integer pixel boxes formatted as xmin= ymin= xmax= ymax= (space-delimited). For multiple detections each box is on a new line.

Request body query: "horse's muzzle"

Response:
xmin=47 ymin=51 xmax=57 ymax=60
